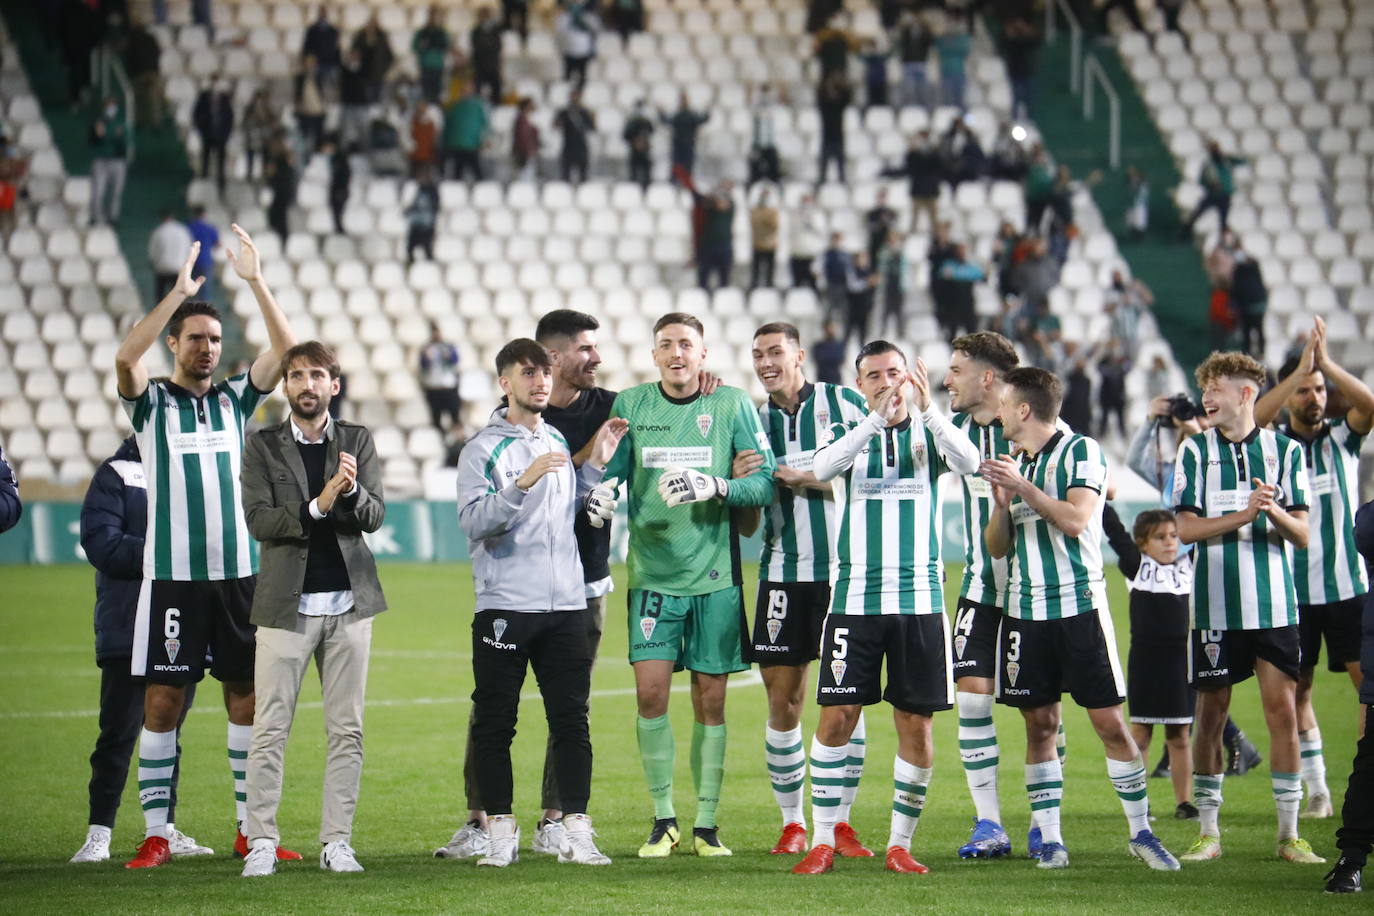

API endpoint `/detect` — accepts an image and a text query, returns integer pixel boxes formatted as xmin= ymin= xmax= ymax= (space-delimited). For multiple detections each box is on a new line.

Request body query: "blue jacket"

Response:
xmin=0 ymin=445 xmax=19 ymax=533
xmin=1354 ymin=499 xmax=1374 ymax=705
xmin=80 ymin=437 xmax=147 ymax=663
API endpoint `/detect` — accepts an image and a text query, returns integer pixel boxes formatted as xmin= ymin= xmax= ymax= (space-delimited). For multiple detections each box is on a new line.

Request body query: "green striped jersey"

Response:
xmin=1005 ymin=431 xmax=1110 ymax=621
xmin=1173 ymin=427 xmax=1310 ymax=630
xmin=951 ymin=412 xmax=1011 ymax=606
xmin=121 ymin=375 xmax=268 ymax=581
xmin=1281 ymin=419 xmax=1369 ymax=604
xmin=758 ymin=382 xmax=869 ymax=583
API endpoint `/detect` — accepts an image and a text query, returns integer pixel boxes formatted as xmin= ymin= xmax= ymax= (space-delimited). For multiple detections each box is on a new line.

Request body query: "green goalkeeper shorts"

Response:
xmin=627 ymin=586 xmax=749 ymax=675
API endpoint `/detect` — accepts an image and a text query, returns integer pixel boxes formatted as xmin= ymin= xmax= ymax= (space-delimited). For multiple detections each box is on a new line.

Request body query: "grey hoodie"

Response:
xmin=456 ymin=409 xmax=604 ymax=612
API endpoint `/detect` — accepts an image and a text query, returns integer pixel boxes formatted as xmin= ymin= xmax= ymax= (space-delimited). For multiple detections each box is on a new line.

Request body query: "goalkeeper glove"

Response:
xmin=586 ymin=477 xmax=619 ymax=528
xmin=657 ymin=466 xmax=728 ymax=507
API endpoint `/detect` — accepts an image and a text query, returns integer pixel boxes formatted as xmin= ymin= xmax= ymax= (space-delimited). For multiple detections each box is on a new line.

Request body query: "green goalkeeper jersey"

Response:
xmin=604 ymin=382 xmax=777 ymax=595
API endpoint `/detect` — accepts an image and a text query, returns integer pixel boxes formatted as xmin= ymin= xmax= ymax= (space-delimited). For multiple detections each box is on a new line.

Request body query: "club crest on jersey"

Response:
xmin=641 ymin=617 xmax=657 ymax=641
xmin=954 ymin=635 xmax=967 ymax=659
xmin=696 ymin=414 xmax=713 ymax=437
xmin=1204 ymin=641 xmax=1221 ymax=668
xmin=1265 ymin=455 xmax=1278 ymax=476
xmin=164 ymin=638 xmax=181 ymax=664
xmin=766 ymin=618 xmax=783 ymax=644
xmin=1005 ymin=661 xmax=1020 ymax=687
xmin=816 ymin=409 xmax=829 ymax=427
xmin=830 ymin=659 xmax=847 ymax=684
xmin=493 ymin=618 xmax=508 ymax=642
xmin=219 ymin=394 xmax=232 ymax=411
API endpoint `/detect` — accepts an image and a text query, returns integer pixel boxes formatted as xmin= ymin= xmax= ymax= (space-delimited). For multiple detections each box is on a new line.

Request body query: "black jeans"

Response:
xmin=200 ymin=141 xmax=226 ymax=193
xmin=1186 ymin=190 xmax=1231 ymax=232
xmin=425 ymin=388 xmax=462 ymax=430
xmin=88 ymin=659 xmax=196 ymax=827
xmin=446 ymin=149 xmax=483 ymax=182
xmin=474 ymin=66 xmax=503 ymax=107
xmin=628 ymin=150 xmax=651 ymax=189
xmin=408 ymin=226 xmax=435 ymax=263
xmin=818 ymin=136 xmax=846 ymax=184
xmin=790 ymin=256 xmax=816 ymax=289
xmin=470 ymin=609 xmax=594 ymax=816
xmin=561 ymin=147 xmax=589 ymax=185
xmin=1337 ymin=704 xmax=1374 ymax=864
xmin=750 ymin=250 xmax=775 ymax=289
xmin=697 ymin=243 xmax=733 ymax=291
xmin=1238 ymin=306 xmax=1266 ymax=358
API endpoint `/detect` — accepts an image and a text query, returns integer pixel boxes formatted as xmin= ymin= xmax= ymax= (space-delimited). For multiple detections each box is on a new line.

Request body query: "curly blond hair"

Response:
xmin=1195 ymin=351 xmax=1266 ymax=389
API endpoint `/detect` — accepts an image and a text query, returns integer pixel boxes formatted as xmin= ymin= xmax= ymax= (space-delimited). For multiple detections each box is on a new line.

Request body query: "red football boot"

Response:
xmin=234 ymin=830 xmax=303 ymax=861
xmin=885 ymin=845 xmax=930 ymax=874
xmin=834 ymin=822 xmax=874 ymax=857
xmin=771 ymin=822 xmax=808 ymax=855
xmin=126 ymin=835 xmax=171 ymax=869
xmin=792 ymin=844 xmax=835 ymax=875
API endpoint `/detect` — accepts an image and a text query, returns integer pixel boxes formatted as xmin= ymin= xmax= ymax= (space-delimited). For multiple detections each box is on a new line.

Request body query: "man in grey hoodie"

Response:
xmin=454 ymin=338 xmax=627 ymax=868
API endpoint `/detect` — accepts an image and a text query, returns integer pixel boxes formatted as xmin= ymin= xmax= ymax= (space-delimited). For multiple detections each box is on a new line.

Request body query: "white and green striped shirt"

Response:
xmin=815 ymin=407 xmax=980 ymax=615
xmin=1005 ymin=431 xmax=1110 ymax=621
xmin=121 ymin=375 xmax=268 ymax=581
xmin=952 ymin=413 xmax=1011 ymax=606
xmin=759 ymin=382 xmax=869 ymax=583
xmin=1173 ymin=426 xmax=1310 ymax=630
xmin=1281 ymin=419 xmax=1368 ymax=605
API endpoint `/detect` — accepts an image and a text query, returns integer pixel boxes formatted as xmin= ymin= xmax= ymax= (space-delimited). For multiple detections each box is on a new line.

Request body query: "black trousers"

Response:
xmin=408 ymin=226 xmax=435 ymax=263
xmin=200 ymin=140 xmax=226 ymax=193
xmin=1337 ymin=704 xmax=1374 ymax=864
xmin=474 ymin=66 xmax=503 ymax=107
xmin=446 ymin=149 xmax=483 ymax=182
xmin=790 ymin=256 xmax=816 ymax=290
xmin=470 ymin=609 xmax=594 ymax=816
xmin=748 ymin=146 xmax=780 ymax=186
xmin=425 ymin=387 xmax=462 ymax=430
xmin=628 ymin=150 xmax=651 ymax=189
xmin=818 ymin=136 xmax=846 ymax=184
xmin=88 ymin=659 xmax=196 ymax=827
xmin=561 ymin=147 xmax=589 ymax=185
xmin=750 ymin=250 xmax=775 ymax=289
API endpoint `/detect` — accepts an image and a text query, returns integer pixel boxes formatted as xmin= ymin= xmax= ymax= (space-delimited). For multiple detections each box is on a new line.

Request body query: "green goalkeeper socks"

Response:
xmin=691 ymin=722 xmax=727 ymax=829
xmin=637 ymin=714 xmax=677 ymax=820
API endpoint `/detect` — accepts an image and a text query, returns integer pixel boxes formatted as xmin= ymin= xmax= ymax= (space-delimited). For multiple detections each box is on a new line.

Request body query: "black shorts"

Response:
xmin=996 ymin=610 xmax=1126 ymax=709
xmin=1128 ymin=643 xmax=1194 ymax=724
xmin=1299 ymin=598 xmax=1365 ymax=673
xmin=1189 ymin=625 xmax=1302 ymax=688
xmin=950 ymin=597 xmax=1002 ymax=681
xmin=132 ymin=577 xmax=257 ymax=685
xmin=747 ymin=580 xmax=830 ymax=666
xmin=815 ymin=614 xmax=954 ymax=715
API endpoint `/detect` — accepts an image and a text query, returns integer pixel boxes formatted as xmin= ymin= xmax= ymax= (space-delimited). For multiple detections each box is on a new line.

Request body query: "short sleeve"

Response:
xmin=120 ymin=382 xmax=153 ymax=431
xmin=1173 ymin=437 xmax=1203 ymax=514
xmin=1283 ymin=439 xmax=1310 ymax=511
xmin=225 ymin=372 xmax=270 ymax=420
xmin=1066 ymin=437 xmax=1107 ymax=492
xmin=1336 ymin=417 xmax=1366 ymax=456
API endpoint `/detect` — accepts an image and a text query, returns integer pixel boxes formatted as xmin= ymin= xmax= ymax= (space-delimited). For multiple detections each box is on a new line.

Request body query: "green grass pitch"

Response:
xmin=0 ymin=562 xmax=1365 ymax=914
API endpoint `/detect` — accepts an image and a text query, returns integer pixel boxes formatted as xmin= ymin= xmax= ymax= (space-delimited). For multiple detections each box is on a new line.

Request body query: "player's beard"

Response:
xmin=290 ymin=391 xmax=330 ymax=420
xmin=561 ymin=361 xmax=596 ymax=392
xmin=512 ymin=394 xmax=546 ymax=415
xmin=182 ymin=354 xmax=217 ymax=381
xmin=1296 ymin=402 xmax=1324 ymax=426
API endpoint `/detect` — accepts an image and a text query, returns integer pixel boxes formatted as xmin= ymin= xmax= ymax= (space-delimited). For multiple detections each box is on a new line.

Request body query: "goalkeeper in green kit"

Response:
xmin=588 ymin=312 xmax=777 ymax=857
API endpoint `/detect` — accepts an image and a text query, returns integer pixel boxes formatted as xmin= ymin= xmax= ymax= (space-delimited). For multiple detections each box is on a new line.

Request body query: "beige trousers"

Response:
xmin=246 ymin=610 xmax=373 ymax=845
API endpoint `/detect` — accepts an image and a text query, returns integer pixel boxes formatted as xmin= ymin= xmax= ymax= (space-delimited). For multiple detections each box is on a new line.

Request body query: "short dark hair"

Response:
xmin=854 ymin=339 xmax=907 ymax=373
xmin=535 ymin=309 xmax=600 ymax=345
xmin=753 ymin=321 xmax=800 ymax=344
xmin=1133 ymin=508 xmax=1176 ymax=544
xmin=190 ymin=205 xmax=206 ymax=219
xmin=167 ymin=301 xmax=220 ymax=339
xmin=1003 ymin=367 xmax=1063 ymax=422
xmin=495 ymin=338 xmax=551 ymax=375
xmin=280 ymin=341 xmax=341 ymax=380
xmin=653 ymin=312 xmax=705 ymax=337
xmin=1276 ymin=354 xmax=1320 ymax=384
xmin=952 ymin=331 xmax=1019 ymax=374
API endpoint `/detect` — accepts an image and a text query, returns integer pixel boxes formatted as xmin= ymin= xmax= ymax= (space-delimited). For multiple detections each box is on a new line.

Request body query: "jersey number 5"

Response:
xmin=831 ymin=627 xmax=849 ymax=660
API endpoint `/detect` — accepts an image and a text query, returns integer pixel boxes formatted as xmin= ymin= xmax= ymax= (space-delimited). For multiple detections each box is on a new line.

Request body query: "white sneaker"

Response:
xmin=320 ymin=840 xmax=365 ymax=873
xmin=166 ymin=825 xmax=214 ymax=857
xmin=241 ymin=842 xmax=277 ymax=877
xmin=70 ymin=826 xmax=111 ymax=863
xmin=476 ymin=815 xmax=519 ymax=868
xmin=434 ymin=821 xmax=489 ymax=859
xmin=558 ymin=814 xmax=612 ymax=866
xmin=1302 ymin=794 xmax=1333 ymax=819
xmin=531 ymin=819 xmax=566 ymax=855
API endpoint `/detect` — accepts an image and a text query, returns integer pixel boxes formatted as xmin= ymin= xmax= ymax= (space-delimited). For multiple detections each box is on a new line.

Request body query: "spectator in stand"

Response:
xmin=816 ymin=73 xmax=851 ymax=185
xmin=999 ymin=13 xmax=1041 ymax=120
xmin=352 ymin=14 xmax=395 ymax=104
xmin=1097 ymin=341 xmax=1130 ymax=440
xmin=555 ymin=89 xmax=596 ymax=185
xmin=192 ymin=77 xmax=234 ymax=196
xmin=326 ymin=136 xmax=351 ymax=235
xmin=1061 ymin=348 xmax=1093 ymax=434
xmin=623 ymin=99 xmax=654 ymax=189
xmin=844 ymin=250 xmax=878 ymax=347
xmin=939 ymin=117 xmax=985 ymax=189
xmin=242 ymin=89 xmax=277 ymax=183
xmin=812 ymin=11 xmax=858 ymax=82
xmin=1158 ymin=0 xmax=1188 ymax=48
xmin=470 ymin=6 xmax=504 ymax=107
xmin=182 ymin=205 xmax=219 ymax=303
xmin=865 ymin=187 xmax=899 ymax=268
xmin=294 ymin=54 xmax=327 ymax=158
xmin=446 ymin=47 xmax=474 ymax=105
xmin=895 ymin=10 xmax=934 ymax=109
xmin=806 ymin=0 xmax=843 ymax=34
xmin=123 ymin=14 xmax=164 ymax=129
xmin=0 ymin=131 xmax=27 ymax=241
xmin=877 ymin=230 xmax=909 ymax=339
xmin=410 ymin=98 xmax=443 ymax=179
xmin=749 ymin=188 xmax=779 ymax=290
xmin=1104 ymin=269 xmax=1153 ymax=353
xmin=1230 ymin=246 xmax=1268 ymax=358
xmin=821 ymin=231 xmax=854 ymax=322
xmin=1012 ymin=236 xmax=1059 ymax=316
xmin=444 ymin=85 xmax=488 ymax=182
xmin=557 ymin=1 xmax=600 ymax=88
xmin=861 ymin=38 xmax=891 ymax=110
xmin=812 ymin=321 xmax=845 ymax=385
xmin=936 ymin=18 xmax=972 ymax=111
xmin=882 ymin=130 xmax=941 ymax=233
xmin=266 ymin=147 xmax=297 ymax=243
xmin=413 ymin=6 xmax=452 ymax=104
xmin=420 ymin=324 xmax=463 ymax=431
xmin=1024 ymin=300 xmax=1066 ymax=370
xmin=661 ymin=93 xmax=710 ymax=184
xmin=992 ymin=220 xmax=1023 ymax=298
xmin=927 ymin=219 xmax=956 ymax=321
xmin=1023 ymin=145 xmax=1055 ymax=232
xmin=1124 ymin=164 xmax=1149 ymax=239
xmin=748 ymin=84 xmax=781 ymax=187
xmin=1097 ymin=0 xmax=1147 ymax=36
xmin=1182 ymin=138 xmax=1245 ymax=235
xmin=789 ymin=192 xmax=825 ymax=289
xmin=511 ymin=97 xmax=541 ymax=180
xmin=989 ymin=121 xmax=1032 ymax=180
xmin=59 ymin=0 xmax=103 ymax=107
xmin=148 ymin=210 xmax=193 ymax=300
xmin=338 ymin=50 xmax=372 ymax=152
xmin=501 ymin=0 xmax=530 ymax=46
xmin=89 ymin=97 xmax=128 ymax=227
xmin=694 ymin=180 xmax=735 ymax=291
xmin=605 ymin=0 xmax=645 ymax=46
xmin=406 ymin=167 xmax=441 ymax=264
xmin=302 ymin=6 xmax=342 ymax=89
xmin=935 ymin=242 xmax=984 ymax=342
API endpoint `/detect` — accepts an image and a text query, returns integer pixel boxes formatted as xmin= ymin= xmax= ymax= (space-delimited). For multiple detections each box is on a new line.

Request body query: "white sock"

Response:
xmin=1298 ymin=728 xmax=1328 ymax=798
xmin=836 ymin=711 xmax=866 ymax=824
xmin=808 ymin=738 xmax=848 ymax=848
xmin=956 ymin=691 xmax=1001 ymax=823
xmin=137 ymin=728 xmax=177 ymax=839
xmin=1272 ymin=771 xmax=1302 ymax=841
xmin=887 ymin=757 xmax=931 ymax=851
xmin=765 ymin=725 xmax=807 ymax=828
xmin=1107 ymin=756 xmax=1150 ymax=837
xmin=87 ymin=824 xmax=112 ymax=841
xmin=1025 ymin=760 xmax=1063 ymax=846
xmin=1193 ymin=772 xmax=1223 ymax=837
xmin=228 ymin=722 xmax=251 ymax=826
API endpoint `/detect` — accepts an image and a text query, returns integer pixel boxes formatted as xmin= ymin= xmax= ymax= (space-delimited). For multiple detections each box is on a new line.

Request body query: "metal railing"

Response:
xmin=91 ymin=44 xmax=135 ymax=162
xmin=1083 ymin=55 xmax=1121 ymax=170
xmin=1044 ymin=0 xmax=1083 ymax=95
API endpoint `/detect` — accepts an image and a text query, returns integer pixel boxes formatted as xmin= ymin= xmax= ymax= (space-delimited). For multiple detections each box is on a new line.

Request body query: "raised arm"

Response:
xmin=1313 ymin=316 xmax=1374 ymax=434
xmin=909 ymin=361 xmax=979 ymax=475
xmin=813 ymin=415 xmax=883 ymax=482
xmin=115 ymin=243 xmax=205 ymax=399
xmin=1254 ymin=328 xmax=1316 ymax=428
xmin=224 ymin=224 xmax=297 ymax=393
xmin=1101 ymin=502 xmax=1141 ymax=579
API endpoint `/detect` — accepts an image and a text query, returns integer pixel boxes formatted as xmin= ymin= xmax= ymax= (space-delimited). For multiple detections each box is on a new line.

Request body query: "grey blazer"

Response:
xmin=241 ymin=417 xmax=387 ymax=629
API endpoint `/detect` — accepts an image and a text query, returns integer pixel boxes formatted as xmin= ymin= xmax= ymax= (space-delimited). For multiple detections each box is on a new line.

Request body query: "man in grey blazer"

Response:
xmin=239 ymin=341 xmax=387 ymax=877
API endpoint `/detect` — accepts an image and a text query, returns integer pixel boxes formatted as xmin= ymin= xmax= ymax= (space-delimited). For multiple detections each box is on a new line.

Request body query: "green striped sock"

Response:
xmin=1107 ymin=756 xmax=1150 ymax=836
xmin=1056 ymin=720 xmax=1067 ymax=765
xmin=887 ymin=757 xmax=931 ymax=851
xmin=1298 ymin=729 xmax=1327 ymax=798
xmin=1026 ymin=760 xmax=1064 ymax=845
xmin=138 ymin=727 xmax=176 ymax=839
xmin=636 ymin=714 xmax=676 ymax=820
xmin=1193 ymin=772 xmax=1223 ymax=836
xmin=228 ymin=723 xmax=251 ymax=826
xmin=765 ymin=725 xmax=806 ymax=827
xmin=837 ymin=711 xmax=866 ymax=823
xmin=809 ymin=738 xmax=848 ymax=848
xmin=956 ymin=691 xmax=1000 ymax=823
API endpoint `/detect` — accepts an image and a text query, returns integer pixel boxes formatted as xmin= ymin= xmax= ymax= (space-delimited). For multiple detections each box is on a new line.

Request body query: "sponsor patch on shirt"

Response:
xmin=781 ymin=450 xmax=815 ymax=471
xmin=853 ymin=479 xmax=927 ymax=499
xmin=1307 ymin=473 xmax=1334 ymax=496
xmin=168 ymin=430 xmax=235 ymax=454
xmin=1010 ymin=502 xmax=1040 ymax=525
xmin=641 ymin=446 xmax=713 ymax=469
xmin=965 ymin=476 xmax=992 ymax=498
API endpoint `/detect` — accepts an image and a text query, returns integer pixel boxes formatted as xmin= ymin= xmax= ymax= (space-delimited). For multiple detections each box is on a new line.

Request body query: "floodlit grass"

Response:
xmin=0 ymin=563 xmax=1363 ymax=914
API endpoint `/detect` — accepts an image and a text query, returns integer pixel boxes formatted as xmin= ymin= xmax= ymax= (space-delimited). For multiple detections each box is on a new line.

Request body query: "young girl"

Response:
xmin=1104 ymin=504 xmax=1198 ymax=820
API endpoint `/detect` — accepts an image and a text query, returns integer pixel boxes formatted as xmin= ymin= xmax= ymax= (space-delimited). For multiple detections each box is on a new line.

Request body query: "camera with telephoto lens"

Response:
xmin=1162 ymin=393 xmax=1204 ymax=426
